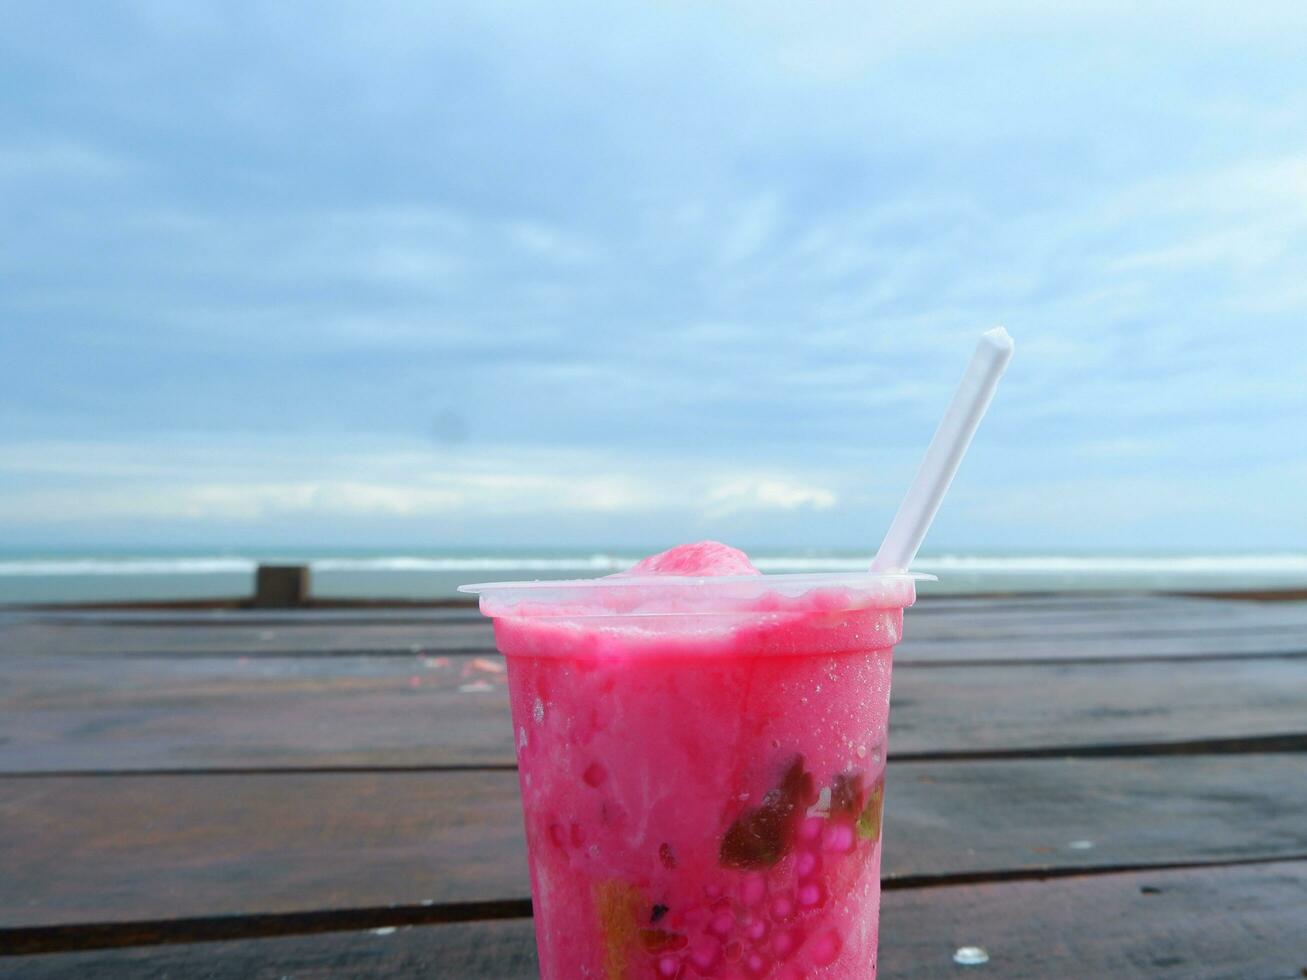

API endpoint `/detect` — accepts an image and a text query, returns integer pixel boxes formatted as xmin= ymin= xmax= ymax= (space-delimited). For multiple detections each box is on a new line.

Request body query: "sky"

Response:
xmin=2 ymin=1 xmax=1306 ymax=553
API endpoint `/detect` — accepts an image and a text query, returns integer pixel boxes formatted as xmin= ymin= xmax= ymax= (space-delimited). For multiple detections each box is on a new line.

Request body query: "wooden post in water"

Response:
xmin=252 ymin=564 xmax=309 ymax=608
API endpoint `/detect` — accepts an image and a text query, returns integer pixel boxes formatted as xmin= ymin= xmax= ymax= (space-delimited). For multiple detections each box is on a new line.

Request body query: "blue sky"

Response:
xmin=2 ymin=1 xmax=1305 ymax=552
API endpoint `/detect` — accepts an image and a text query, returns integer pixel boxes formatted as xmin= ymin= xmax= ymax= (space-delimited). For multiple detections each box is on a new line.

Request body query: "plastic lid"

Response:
xmin=459 ymin=571 xmax=931 ymax=619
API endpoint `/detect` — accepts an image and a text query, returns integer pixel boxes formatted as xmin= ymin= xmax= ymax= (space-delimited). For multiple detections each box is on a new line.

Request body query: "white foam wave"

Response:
xmin=0 ymin=558 xmax=258 ymax=576
xmin=310 ymin=556 xmax=634 ymax=573
xmin=2 ymin=553 xmax=1307 ymax=578
xmin=0 ymin=555 xmax=637 ymax=576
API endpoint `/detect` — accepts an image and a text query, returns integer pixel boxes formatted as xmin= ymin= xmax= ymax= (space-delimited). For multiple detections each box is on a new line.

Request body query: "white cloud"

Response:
xmin=717 ymin=195 xmax=782 ymax=268
xmin=706 ymin=477 xmax=838 ymax=517
xmin=0 ymin=438 xmax=844 ymax=524
xmin=4 ymin=0 xmax=1307 ymax=552
xmin=0 ymin=140 xmax=134 ymax=181
xmin=505 ymin=222 xmax=595 ymax=266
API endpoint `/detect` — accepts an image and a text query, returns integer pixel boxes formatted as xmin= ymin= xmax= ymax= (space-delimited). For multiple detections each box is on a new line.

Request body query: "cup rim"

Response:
xmin=458 ymin=570 xmax=933 ymax=594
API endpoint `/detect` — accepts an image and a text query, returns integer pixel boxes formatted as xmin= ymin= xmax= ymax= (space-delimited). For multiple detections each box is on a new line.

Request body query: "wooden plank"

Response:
xmin=5 ymin=596 xmax=1306 ymax=659
xmin=0 ymin=653 xmax=516 ymax=772
xmin=898 ymin=630 xmax=1307 ymax=664
xmin=0 ymin=771 xmax=523 ymax=930
xmin=0 ymin=608 xmax=486 ymax=626
xmin=10 ymin=592 xmax=1302 ymax=626
xmin=4 ymin=621 xmax=1305 ymax=664
xmin=0 ymin=595 xmax=1184 ymax=627
xmin=3 ymin=654 xmax=1304 ymax=772
xmin=4 ymin=755 xmax=1307 ymax=929
xmin=886 ymin=656 xmax=1307 ymax=758
xmin=46 ymin=625 xmax=1299 ymax=663
xmin=5 ymin=860 xmax=1307 ymax=978
xmin=0 ymin=620 xmax=497 ymax=657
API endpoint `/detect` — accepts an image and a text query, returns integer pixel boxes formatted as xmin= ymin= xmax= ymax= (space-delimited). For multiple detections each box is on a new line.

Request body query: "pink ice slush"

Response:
xmin=471 ymin=541 xmax=915 ymax=979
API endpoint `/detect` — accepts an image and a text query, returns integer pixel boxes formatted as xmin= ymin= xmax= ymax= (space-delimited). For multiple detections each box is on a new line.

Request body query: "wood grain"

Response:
xmin=3 ymin=654 xmax=1304 ymax=772
xmin=5 ymin=860 xmax=1307 ymax=978
xmin=4 ymin=755 xmax=1307 ymax=930
xmin=5 ymin=596 xmax=1306 ymax=660
xmin=3 ymin=595 xmax=1305 ymax=976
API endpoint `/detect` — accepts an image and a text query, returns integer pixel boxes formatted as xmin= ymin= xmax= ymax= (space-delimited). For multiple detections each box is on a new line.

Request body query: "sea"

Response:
xmin=2 ymin=548 xmax=1307 ymax=604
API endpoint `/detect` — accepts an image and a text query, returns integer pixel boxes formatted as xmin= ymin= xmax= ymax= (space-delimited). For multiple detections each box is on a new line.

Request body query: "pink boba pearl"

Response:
xmin=743 ymin=951 xmax=771 ymax=976
xmin=771 ymin=927 xmax=804 ymax=961
xmin=658 ymin=954 xmax=683 ymax=977
xmin=740 ymin=873 xmax=767 ymax=907
xmin=769 ymin=896 xmax=795 ymax=921
xmin=798 ymin=816 xmax=823 ymax=843
xmin=744 ymin=917 xmax=769 ymax=942
xmin=709 ymin=911 xmax=735 ymax=938
xmin=794 ymin=850 xmax=822 ymax=879
xmin=687 ymin=940 xmax=722 ymax=975
xmin=822 ymin=822 xmax=855 ymax=854
xmin=796 ymin=882 xmax=826 ymax=909
xmin=809 ymin=930 xmax=843 ymax=967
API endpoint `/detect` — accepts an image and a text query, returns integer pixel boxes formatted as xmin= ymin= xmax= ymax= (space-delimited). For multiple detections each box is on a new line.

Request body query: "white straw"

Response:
xmin=871 ymin=326 xmax=1014 ymax=573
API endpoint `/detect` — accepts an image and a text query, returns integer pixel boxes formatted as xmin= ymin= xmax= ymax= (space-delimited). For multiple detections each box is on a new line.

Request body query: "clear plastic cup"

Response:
xmin=462 ymin=572 xmax=921 ymax=979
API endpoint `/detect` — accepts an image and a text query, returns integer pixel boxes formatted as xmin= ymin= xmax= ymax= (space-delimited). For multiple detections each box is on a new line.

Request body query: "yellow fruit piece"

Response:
xmin=595 ymin=878 xmax=641 ymax=980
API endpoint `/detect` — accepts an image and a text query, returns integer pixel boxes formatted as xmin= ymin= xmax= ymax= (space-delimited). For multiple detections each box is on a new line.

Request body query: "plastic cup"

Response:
xmin=463 ymin=571 xmax=919 ymax=979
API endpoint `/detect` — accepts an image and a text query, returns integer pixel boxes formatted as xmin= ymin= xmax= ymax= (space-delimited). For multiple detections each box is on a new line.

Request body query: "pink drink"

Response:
xmin=469 ymin=543 xmax=915 ymax=979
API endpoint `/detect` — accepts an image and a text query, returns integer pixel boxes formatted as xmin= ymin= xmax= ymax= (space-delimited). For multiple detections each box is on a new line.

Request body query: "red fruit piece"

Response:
xmin=583 ymin=762 xmax=608 ymax=787
xmin=830 ymin=772 xmax=865 ymax=819
xmin=660 ymin=843 xmax=678 ymax=869
xmin=641 ymin=929 xmax=688 ymax=954
xmin=720 ymin=757 xmax=814 ymax=870
xmin=797 ymin=817 xmax=823 ymax=844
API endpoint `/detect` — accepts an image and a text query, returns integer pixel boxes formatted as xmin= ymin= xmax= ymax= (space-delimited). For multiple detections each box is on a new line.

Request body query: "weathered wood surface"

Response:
xmin=5 ymin=755 xmax=1307 ymax=930
xmin=2 ymin=594 xmax=1305 ymax=977
xmin=2 ymin=655 xmax=1307 ymax=778
xmin=7 ymin=860 xmax=1307 ymax=979
xmin=5 ymin=595 xmax=1307 ymax=660
xmin=3 ymin=653 xmax=1304 ymax=772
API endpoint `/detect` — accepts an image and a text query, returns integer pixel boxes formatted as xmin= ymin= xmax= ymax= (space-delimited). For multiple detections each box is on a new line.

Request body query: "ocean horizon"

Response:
xmin=3 ymin=547 xmax=1307 ymax=604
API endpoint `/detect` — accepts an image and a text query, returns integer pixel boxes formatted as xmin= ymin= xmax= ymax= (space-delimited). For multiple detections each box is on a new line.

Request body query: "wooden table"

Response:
xmin=2 ymin=595 xmax=1306 ymax=978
